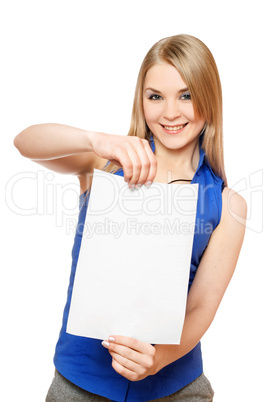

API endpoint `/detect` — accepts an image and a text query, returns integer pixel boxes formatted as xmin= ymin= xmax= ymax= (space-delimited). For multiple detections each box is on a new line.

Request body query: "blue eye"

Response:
xmin=149 ymin=94 xmax=163 ymax=100
xmin=180 ymin=92 xmax=191 ymax=100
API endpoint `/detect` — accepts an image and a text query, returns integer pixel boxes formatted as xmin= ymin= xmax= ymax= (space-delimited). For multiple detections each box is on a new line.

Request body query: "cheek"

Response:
xmin=143 ymin=102 xmax=161 ymax=125
xmin=182 ymin=106 xmax=205 ymax=128
xmin=180 ymin=104 xmax=195 ymax=122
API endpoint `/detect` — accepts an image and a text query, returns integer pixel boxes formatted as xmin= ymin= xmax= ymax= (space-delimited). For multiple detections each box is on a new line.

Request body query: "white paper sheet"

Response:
xmin=67 ymin=169 xmax=198 ymax=344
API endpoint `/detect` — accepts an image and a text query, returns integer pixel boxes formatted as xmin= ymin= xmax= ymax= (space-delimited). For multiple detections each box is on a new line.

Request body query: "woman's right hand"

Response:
xmin=91 ymin=132 xmax=157 ymax=189
xmin=14 ymin=124 xmax=157 ymax=189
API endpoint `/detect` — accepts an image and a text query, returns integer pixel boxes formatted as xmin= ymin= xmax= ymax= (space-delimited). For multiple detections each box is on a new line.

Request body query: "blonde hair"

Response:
xmin=103 ymin=34 xmax=227 ymax=186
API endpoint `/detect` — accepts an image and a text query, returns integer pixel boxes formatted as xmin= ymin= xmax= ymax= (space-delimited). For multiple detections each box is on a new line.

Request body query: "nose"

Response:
xmin=163 ymin=100 xmax=182 ymax=121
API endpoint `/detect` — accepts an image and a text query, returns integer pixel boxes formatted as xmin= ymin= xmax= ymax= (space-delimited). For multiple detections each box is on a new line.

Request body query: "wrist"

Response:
xmin=153 ymin=346 xmax=165 ymax=374
xmin=86 ymin=131 xmax=99 ymax=153
xmin=153 ymin=344 xmax=183 ymax=374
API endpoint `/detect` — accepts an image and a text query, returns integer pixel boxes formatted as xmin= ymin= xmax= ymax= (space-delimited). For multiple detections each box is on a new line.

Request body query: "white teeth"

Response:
xmin=163 ymin=124 xmax=186 ymax=131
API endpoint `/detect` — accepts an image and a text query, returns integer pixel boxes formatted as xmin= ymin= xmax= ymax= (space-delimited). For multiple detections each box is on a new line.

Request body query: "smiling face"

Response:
xmin=143 ymin=62 xmax=206 ymax=153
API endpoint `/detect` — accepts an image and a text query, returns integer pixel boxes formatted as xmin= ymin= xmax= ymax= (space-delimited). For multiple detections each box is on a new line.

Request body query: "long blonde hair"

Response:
xmin=103 ymin=34 xmax=227 ymax=186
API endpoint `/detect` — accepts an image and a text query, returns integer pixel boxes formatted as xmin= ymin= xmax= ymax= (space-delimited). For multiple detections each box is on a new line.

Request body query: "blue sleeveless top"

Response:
xmin=54 ymin=134 xmax=224 ymax=402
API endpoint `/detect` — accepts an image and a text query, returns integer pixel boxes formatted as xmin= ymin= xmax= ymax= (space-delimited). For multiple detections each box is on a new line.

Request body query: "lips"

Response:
xmin=162 ymin=123 xmax=188 ymax=131
xmin=161 ymin=122 xmax=188 ymax=133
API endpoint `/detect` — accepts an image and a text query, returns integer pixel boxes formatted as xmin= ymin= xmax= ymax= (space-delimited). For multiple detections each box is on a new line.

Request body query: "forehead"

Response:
xmin=144 ymin=62 xmax=186 ymax=91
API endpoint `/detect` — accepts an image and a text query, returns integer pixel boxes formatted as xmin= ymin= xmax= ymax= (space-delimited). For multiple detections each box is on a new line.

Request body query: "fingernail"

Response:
xmin=129 ymin=184 xmax=135 ymax=190
xmin=102 ymin=341 xmax=109 ymax=347
xmin=108 ymin=336 xmax=116 ymax=342
xmin=145 ymin=181 xmax=152 ymax=188
xmin=135 ymin=184 xmax=141 ymax=189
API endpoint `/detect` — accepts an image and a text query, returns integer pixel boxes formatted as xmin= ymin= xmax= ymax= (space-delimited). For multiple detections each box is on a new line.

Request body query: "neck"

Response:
xmin=153 ymin=135 xmax=200 ymax=176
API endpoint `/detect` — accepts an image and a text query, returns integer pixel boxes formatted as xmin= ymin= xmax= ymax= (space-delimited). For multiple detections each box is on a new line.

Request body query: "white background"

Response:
xmin=1 ymin=1 xmax=267 ymax=401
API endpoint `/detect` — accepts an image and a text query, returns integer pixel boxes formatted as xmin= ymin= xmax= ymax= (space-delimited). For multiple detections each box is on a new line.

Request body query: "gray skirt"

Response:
xmin=46 ymin=370 xmax=214 ymax=401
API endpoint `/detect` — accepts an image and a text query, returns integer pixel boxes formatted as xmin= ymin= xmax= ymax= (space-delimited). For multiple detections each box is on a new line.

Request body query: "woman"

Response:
xmin=14 ymin=34 xmax=247 ymax=402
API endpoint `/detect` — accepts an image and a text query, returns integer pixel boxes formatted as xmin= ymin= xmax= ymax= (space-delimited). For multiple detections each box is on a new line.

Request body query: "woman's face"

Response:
xmin=143 ymin=62 xmax=205 ymax=152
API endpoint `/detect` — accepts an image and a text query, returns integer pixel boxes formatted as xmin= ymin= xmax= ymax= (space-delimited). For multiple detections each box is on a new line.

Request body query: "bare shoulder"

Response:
xmin=200 ymin=186 xmax=247 ymax=258
xmin=210 ymin=186 xmax=248 ymax=254
xmin=221 ymin=187 xmax=247 ymax=226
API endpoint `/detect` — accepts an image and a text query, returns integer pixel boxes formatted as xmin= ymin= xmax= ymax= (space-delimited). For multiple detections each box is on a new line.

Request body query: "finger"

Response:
xmin=121 ymin=138 xmax=155 ymax=187
xmin=123 ymin=137 xmax=155 ymax=187
xmin=141 ymin=139 xmax=158 ymax=186
xmin=132 ymin=138 xmax=157 ymax=187
xmin=108 ymin=335 xmax=154 ymax=355
xmin=102 ymin=340 xmax=143 ymax=365
xmin=130 ymin=138 xmax=153 ymax=186
xmin=111 ymin=357 xmax=140 ymax=382
xmin=113 ymin=144 xmax=141 ymax=186
xmin=123 ymin=141 xmax=144 ymax=186
xmin=112 ymin=147 xmax=135 ymax=183
xmin=109 ymin=350 xmax=141 ymax=373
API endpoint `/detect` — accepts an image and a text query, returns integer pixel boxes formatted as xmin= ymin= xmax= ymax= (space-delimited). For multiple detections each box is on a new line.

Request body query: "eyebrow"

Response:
xmin=144 ymin=87 xmax=189 ymax=94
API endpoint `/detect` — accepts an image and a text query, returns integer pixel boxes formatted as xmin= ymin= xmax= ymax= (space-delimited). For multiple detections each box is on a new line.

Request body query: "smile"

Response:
xmin=161 ymin=122 xmax=188 ymax=133
xmin=163 ymin=123 xmax=187 ymax=131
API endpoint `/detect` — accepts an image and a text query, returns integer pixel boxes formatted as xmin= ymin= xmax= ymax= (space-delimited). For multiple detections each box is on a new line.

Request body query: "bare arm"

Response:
xmin=13 ymin=123 xmax=106 ymax=175
xmin=14 ymin=123 xmax=157 ymax=192
xmin=153 ymin=188 xmax=247 ymax=371
xmin=102 ymin=187 xmax=247 ymax=381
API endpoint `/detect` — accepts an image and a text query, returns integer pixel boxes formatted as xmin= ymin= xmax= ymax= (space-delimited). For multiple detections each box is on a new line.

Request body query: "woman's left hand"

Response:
xmin=102 ymin=335 xmax=157 ymax=381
